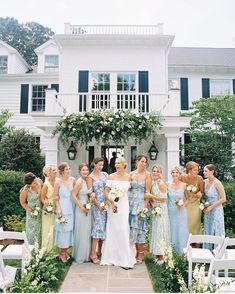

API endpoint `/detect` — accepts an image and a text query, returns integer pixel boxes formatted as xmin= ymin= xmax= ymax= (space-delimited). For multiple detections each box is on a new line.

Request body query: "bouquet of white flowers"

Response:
xmin=139 ymin=207 xmax=148 ymax=218
xmin=84 ymin=198 xmax=92 ymax=210
xmin=56 ymin=215 xmax=68 ymax=225
xmin=100 ymin=201 xmax=109 ymax=211
xmin=199 ymin=199 xmax=210 ymax=211
xmin=108 ymin=187 xmax=124 ymax=202
xmin=175 ymin=199 xmax=184 ymax=207
xmin=186 ymin=184 xmax=198 ymax=193
xmin=43 ymin=203 xmax=54 ymax=215
xmin=30 ymin=205 xmax=41 ymax=218
xmin=152 ymin=206 xmax=162 ymax=216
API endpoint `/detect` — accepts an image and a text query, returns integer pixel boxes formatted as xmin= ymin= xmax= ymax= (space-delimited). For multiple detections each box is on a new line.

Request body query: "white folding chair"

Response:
xmin=183 ymin=234 xmax=225 ymax=285
xmin=0 ymin=251 xmax=17 ymax=290
xmin=207 ymin=259 xmax=235 ymax=292
xmin=0 ymin=231 xmax=34 ymax=273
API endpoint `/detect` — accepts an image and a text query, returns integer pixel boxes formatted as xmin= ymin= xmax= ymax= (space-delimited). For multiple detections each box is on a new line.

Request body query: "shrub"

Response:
xmin=0 ymin=129 xmax=45 ymax=177
xmin=0 ymin=170 xmax=25 ymax=224
xmin=3 ymin=215 xmax=26 ymax=232
xmin=223 ymin=181 xmax=235 ymax=234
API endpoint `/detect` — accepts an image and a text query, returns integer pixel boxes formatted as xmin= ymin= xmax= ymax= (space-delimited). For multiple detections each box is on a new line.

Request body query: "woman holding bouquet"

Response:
xmin=167 ymin=166 xmax=188 ymax=254
xmin=19 ymin=172 xmax=42 ymax=246
xmin=180 ymin=161 xmax=204 ymax=236
xmin=203 ymin=164 xmax=226 ymax=250
xmin=71 ymin=163 xmax=92 ymax=263
xmin=40 ymin=165 xmax=57 ymax=251
xmin=87 ymin=157 xmax=108 ymax=264
xmin=129 ymin=154 xmax=152 ymax=263
xmin=101 ymin=157 xmax=135 ymax=268
xmin=149 ymin=165 xmax=170 ymax=264
xmin=54 ymin=162 xmax=75 ymax=262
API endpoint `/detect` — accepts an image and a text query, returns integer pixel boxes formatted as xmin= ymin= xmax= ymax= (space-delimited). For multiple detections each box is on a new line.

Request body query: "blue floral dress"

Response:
xmin=168 ymin=186 xmax=188 ymax=254
xmin=129 ymin=180 xmax=147 ymax=244
xmin=91 ymin=172 xmax=108 ymax=240
xmin=204 ymin=180 xmax=225 ymax=250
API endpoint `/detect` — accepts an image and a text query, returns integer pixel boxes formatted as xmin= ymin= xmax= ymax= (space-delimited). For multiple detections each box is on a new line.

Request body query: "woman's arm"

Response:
xmin=71 ymin=179 xmax=88 ymax=214
xmin=19 ymin=189 xmax=30 ymax=212
xmin=204 ymin=180 xmax=226 ymax=213
xmin=54 ymin=180 xmax=62 ymax=217
xmin=40 ymin=184 xmax=49 ymax=205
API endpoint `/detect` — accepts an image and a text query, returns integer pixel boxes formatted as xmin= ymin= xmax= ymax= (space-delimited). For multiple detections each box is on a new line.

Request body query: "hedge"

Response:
xmin=0 ymin=170 xmax=25 ymax=224
xmin=223 ymin=181 xmax=235 ymax=234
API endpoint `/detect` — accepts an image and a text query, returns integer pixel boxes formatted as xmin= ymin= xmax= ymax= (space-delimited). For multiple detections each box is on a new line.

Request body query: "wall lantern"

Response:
xmin=148 ymin=141 xmax=159 ymax=161
xmin=67 ymin=141 xmax=77 ymax=160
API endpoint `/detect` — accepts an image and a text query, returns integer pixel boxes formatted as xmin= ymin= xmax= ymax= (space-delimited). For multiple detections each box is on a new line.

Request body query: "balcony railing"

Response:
xmin=44 ymin=90 xmax=180 ymax=117
xmin=64 ymin=24 xmax=164 ymax=35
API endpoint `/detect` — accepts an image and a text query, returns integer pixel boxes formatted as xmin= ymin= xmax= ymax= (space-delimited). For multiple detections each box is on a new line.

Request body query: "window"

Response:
xmin=35 ymin=136 xmax=41 ymax=150
xmin=91 ymin=73 xmax=110 ymax=91
xmin=44 ymin=55 xmax=59 ymax=72
xmin=117 ymin=74 xmax=136 ymax=91
xmin=32 ymin=85 xmax=48 ymax=112
xmin=210 ymin=79 xmax=231 ymax=97
xmin=0 ymin=56 xmax=8 ymax=74
xmin=168 ymin=79 xmax=179 ymax=90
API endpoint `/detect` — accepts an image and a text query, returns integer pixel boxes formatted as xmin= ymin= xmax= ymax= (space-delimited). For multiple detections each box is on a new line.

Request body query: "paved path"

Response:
xmin=60 ymin=262 xmax=154 ymax=293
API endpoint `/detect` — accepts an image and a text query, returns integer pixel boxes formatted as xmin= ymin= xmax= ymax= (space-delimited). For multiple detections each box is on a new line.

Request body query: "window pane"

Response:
xmin=210 ymin=80 xmax=231 ymax=96
xmin=117 ymin=83 xmax=123 ymax=91
xmin=104 ymin=83 xmax=110 ymax=91
xmin=117 ymin=75 xmax=123 ymax=83
xmin=98 ymin=83 xmax=104 ymax=91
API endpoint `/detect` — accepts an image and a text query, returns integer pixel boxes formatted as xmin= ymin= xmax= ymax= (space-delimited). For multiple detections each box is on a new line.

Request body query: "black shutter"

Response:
xmin=51 ymin=84 xmax=59 ymax=92
xmin=202 ymin=78 xmax=210 ymax=98
xmin=88 ymin=146 xmax=95 ymax=165
xmin=233 ymin=79 xmax=235 ymax=94
xmin=138 ymin=71 xmax=149 ymax=92
xmin=20 ymin=84 xmax=29 ymax=113
xmin=78 ymin=71 xmax=89 ymax=92
xmin=180 ymin=78 xmax=189 ymax=110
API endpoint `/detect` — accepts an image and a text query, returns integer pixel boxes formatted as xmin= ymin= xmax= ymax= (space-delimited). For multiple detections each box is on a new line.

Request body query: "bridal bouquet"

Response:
xmin=175 ymin=198 xmax=184 ymax=207
xmin=108 ymin=187 xmax=124 ymax=202
xmin=30 ymin=205 xmax=41 ymax=218
xmin=199 ymin=199 xmax=210 ymax=211
xmin=56 ymin=215 xmax=68 ymax=225
xmin=186 ymin=184 xmax=198 ymax=193
xmin=43 ymin=203 xmax=54 ymax=215
xmin=100 ymin=201 xmax=109 ymax=211
xmin=139 ymin=208 xmax=148 ymax=218
xmin=152 ymin=206 xmax=162 ymax=216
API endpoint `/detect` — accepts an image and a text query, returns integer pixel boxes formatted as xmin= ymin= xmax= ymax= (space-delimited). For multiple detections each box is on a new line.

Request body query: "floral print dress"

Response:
xmin=91 ymin=172 xmax=108 ymax=240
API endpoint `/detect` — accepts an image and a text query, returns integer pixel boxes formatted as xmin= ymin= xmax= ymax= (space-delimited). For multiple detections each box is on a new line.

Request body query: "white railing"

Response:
xmin=64 ymin=23 xmax=164 ymax=35
xmin=44 ymin=91 xmax=180 ymax=116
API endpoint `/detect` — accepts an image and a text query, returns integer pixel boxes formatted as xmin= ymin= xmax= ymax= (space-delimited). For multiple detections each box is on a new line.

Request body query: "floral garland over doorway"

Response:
xmin=54 ymin=109 xmax=162 ymax=147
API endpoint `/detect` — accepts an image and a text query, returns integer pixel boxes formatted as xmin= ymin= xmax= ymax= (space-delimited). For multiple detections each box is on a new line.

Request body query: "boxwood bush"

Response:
xmin=223 ymin=181 xmax=235 ymax=235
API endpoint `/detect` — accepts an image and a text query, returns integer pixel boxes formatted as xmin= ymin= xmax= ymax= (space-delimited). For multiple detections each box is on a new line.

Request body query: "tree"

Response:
xmin=0 ymin=129 xmax=45 ymax=177
xmin=0 ymin=109 xmax=12 ymax=140
xmin=0 ymin=17 xmax=54 ymax=65
xmin=182 ymin=95 xmax=235 ymax=180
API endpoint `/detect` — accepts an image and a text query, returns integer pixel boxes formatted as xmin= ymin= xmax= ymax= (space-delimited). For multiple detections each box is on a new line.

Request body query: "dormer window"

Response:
xmin=0 ymin=56 xmax=8 ymax=74
xmin=44 ymin=55 xmax=59 ymax=72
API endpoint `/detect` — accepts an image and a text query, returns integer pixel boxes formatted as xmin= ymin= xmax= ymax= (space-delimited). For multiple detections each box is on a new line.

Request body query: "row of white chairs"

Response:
xmin=183 ymin=234 xmax=235 ymax=290
xmin=0 ymin=229 xmax=34 ymax=290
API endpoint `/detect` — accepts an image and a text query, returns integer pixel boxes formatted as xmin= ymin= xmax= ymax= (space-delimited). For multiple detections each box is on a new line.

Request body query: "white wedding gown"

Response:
xmin=101 ymin=180 xmax=136 ymax=268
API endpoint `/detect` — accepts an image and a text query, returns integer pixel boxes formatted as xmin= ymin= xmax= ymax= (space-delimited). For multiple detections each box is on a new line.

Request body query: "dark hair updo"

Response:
xmin=24 ymin=172 xmax=37 ymax=185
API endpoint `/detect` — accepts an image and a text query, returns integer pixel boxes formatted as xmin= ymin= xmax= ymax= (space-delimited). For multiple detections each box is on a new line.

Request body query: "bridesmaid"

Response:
xmin=203 ymin=164 xmax=226 ymax=250
xmin=129 ymin=154 xmax=152 ymax=263
xmin=87 ymin=157 xmax=108 ymax=264
xmin=54 ymin=162 xmax=75 ymax=262
xmin=71 ymin=163 xmax=92 ymax=263
xmin=149 ymin=165 xmax=170 ymax=264
xmin=180 ymin=161 xmax=204 ymax=235
xmin=40 ymin=165 xmax=57 ymax=251
xmin=19 ymin=172 xmax=42 ymax=246
xmin=167 ymin=166 xmax=188 ymax=254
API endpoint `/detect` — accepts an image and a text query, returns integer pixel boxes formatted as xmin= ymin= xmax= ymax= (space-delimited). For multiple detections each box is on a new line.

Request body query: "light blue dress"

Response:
xmin=91 ymin=172 xmax=108 ymax=240
xmin=73 ymin=179 xmax=92 ymax=263
xmin=129 ymin=180 xmax=147 ymax=244
xmin=54 ymin=180 xmax=74 ymax=248
xmin=150 ymin=181 xmax=170 ymax=255
xmin=204 ymin=180 xmax=225 ymax=250
xmin=168 ymin=186 xmax=188 ymax=254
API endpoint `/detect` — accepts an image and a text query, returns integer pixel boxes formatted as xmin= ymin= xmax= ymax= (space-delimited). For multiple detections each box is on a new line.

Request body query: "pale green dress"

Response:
xmin=41 ymin=181 xmax=55 ymax=251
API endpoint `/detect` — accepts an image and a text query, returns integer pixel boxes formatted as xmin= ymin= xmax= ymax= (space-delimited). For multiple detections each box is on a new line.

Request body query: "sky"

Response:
xmin=1 ymin=0 xmax=235 ymax=48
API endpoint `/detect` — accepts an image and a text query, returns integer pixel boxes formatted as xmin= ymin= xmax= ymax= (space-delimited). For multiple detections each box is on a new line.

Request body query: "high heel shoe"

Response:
xmin=90 ymin=255 xmax=100 ymax=265
xmin=136 ymin=251 xmax=144 ymax=264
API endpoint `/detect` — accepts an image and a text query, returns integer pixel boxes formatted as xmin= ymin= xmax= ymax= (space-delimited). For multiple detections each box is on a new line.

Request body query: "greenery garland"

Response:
xmin=54 ymin=109 xmax=162 ymax=146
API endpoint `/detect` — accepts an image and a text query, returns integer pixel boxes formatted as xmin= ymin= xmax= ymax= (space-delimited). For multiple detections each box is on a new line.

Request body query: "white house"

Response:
xmin=0 ymin=24 xmax=235 ymax=179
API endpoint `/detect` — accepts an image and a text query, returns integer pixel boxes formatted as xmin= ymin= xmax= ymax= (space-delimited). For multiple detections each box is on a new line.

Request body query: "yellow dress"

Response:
xmin=41 ymin=181 xmax=55 ymax=251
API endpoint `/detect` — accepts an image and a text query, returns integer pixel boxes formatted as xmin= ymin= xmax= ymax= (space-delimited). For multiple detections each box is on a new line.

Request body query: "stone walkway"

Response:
xmin=60 ymin=262 xmax=154 ymax=293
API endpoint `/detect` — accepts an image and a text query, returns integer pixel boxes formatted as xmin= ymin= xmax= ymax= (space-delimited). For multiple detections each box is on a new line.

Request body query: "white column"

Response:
xmin=165 ymin=132 xmax=181 ymax=181
xmin=43 ymin=134 xmax=59 ymax=166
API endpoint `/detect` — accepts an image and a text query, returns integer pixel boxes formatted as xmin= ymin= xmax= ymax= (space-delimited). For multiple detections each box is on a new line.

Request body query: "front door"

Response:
xmin=101 ymin=145 xmax=124 ymax=174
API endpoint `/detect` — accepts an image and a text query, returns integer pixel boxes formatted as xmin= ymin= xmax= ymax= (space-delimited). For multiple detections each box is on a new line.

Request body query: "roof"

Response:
xmin=169 ymin=47 xmax=235 ymax=67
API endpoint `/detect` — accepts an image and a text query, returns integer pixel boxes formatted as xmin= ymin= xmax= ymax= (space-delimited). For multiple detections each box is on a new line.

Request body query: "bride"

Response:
xmin=101 ymin=157 xmax=136 ymax=269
